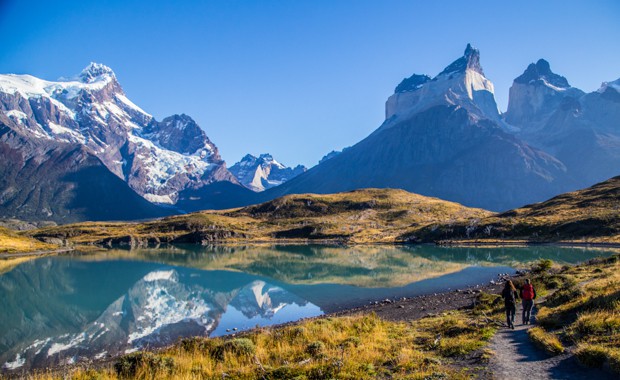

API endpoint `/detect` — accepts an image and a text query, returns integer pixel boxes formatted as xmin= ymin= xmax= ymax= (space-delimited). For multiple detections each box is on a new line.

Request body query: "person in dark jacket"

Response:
xmin=501 ymin=280 xmax=519 ymax=329
xmin=520 ymin=279 xmax=537 ymax=324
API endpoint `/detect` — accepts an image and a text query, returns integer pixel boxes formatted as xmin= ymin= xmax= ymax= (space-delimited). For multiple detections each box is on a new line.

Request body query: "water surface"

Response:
xmin=0 ymin=244 xmax=613 ymax=371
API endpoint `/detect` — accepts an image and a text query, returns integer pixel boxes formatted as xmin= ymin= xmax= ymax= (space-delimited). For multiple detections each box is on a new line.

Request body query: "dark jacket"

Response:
xmin=501 ymin=287 xmax=519 ymax=306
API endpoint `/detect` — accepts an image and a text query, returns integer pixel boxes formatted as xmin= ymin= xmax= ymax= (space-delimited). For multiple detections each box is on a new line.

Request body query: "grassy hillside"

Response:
xmin=0 ymin=226 xmax=56 ymax=253
xmin=27 ymin=188 xmax=491 ymax=246
xmin=24 ymin=176 xmax=620 ymax=246
xmin=408 ymin=176 xmax=620 ymax=244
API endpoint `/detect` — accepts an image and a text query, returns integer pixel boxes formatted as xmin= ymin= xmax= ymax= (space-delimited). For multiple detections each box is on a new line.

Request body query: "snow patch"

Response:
xmin=143 ymin=270 xmax=176 ymax=282
xmin=5 ymin=109 xmax=28 ymax=122
xmin=3 ymin=354 xmax=25 ymax=370
xmin=143 ymin=193 xmax=175 ymax=205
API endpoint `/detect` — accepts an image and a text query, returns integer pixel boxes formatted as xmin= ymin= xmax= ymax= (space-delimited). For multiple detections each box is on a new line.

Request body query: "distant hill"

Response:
xmin=27 ymin=175 xmax=620 ymax=246
xmin=409 ymin=175 xmax=620 ymax=243
xmin=27 ymin=188 xmax=491 ymax=246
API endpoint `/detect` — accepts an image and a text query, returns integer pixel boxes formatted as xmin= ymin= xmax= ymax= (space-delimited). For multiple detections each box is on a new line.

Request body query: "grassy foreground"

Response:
xmin=36 ymin=311 xmax=495 ymax=380
xmin=528 ymin=255 xmax=620 ymax=373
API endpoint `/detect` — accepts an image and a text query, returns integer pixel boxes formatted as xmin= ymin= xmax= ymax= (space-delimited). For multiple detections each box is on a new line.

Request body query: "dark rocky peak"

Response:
xmin=79 ymin=62 xmax=116 ymax=83
xmin=437 ymin=43 xmax=484 ymax=77
xmin=395 ymin=74 xmax=431 ymax=93
xmin=258 ymin=153 xmax=275 ymax=162
xmin=143 ymin=114 xmax=216 ymax=156
xmin=240 ymin=153 xmax=258 ymax=162
xmin=163 ymin=113 xmax=196 ymax=130
xmin=514 ymin=59 xmax=570 ymax=88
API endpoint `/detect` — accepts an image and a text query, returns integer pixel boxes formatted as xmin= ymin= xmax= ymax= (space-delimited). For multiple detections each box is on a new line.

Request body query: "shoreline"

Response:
xmin=47 ymin=239 xmax=620 ymax=252
xmin=0 ymin=248 xmax=74 ymax=259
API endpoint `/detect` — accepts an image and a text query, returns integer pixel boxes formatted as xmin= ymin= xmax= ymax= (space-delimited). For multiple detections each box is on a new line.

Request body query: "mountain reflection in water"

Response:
xmin=0 ymin=245 xmax=614 ymax=371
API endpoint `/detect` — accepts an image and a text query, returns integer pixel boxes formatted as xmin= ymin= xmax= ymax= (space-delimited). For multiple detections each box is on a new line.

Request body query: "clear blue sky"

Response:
xmin=1 ymin=1 xmax=619 ymax=168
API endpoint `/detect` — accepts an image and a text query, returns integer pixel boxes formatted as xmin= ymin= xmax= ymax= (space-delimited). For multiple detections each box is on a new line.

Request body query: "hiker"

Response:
xmin=520 ymin=279 xmax=537 ymax=325
xmin=501 ymin=280 xmax=519 ymax=329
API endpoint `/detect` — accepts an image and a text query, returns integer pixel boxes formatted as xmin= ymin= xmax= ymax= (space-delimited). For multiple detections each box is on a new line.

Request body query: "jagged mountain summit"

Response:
xmin=229 ymin=154 xmax=306 ymax=192
xmin=0 ymin=63 xmax=236 ymax=206
xmin=504 ymin=60 xmax=620 ymax=188
xmin=262 ymin=44 xmax=575 ymax=211
xmin=384 ymin=43 xmax=501 ymax=128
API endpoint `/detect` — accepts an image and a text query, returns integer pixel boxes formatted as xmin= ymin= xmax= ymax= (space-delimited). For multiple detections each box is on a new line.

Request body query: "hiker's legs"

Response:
xmin=522 ymin=300 xmax=534 ymax=324
xmin=506 ymin=305 xmax=516 ymax=327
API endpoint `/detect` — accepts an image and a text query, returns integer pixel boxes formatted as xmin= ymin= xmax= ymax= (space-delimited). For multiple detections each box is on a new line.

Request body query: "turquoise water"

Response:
xmin=0 ymin=245 xmax=613 ymax=371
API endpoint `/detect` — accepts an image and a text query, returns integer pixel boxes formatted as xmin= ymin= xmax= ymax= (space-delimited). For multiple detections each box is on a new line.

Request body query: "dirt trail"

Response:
xmin=488 ymin=302 xmax=614 ymax=380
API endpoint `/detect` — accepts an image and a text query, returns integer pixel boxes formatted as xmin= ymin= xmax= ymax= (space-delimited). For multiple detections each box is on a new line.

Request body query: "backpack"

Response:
xmin=522 ymin=284 xmax=535 ymax=300
xmin=503 ymin=287 xmax=517 ymax=304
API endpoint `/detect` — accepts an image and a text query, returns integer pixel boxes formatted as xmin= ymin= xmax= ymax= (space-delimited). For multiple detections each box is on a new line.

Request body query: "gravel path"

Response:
xmin=488 ymin=302 xmax=614 ymax=380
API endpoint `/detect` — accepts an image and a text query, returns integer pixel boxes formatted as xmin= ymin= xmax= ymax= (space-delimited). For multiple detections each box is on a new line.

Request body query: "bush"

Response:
xmin=544 ymin=286 xmax=584 ymax=308
xmin=534 ymin=259 xmax=553 ymax=273
xmin=212 ymin=338 xmax=256 ymax=361
xmin=528 ymin=327 xmax=564 ymax=355
xmin=573 ymin=311 xmax=620 ymax=337
xmin=575 ymin=344 xmax=609 ymax=368
xmin=305 ymin=341 xmax=326 ymax=358
xmin=179 ymin=336 xmax=218 ymax=353
xmin=266 ymin=365 xmax=307 ymax=380
xmin=339 ymin=336 xmax=361 ymax=348
xmin=114 ymin=352 xmax=175 ymax=377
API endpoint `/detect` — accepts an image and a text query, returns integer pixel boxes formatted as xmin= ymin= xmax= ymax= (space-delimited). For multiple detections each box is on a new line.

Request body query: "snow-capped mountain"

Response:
xmin=0 ymin=63 xmax=236 ymax=206
xmin=262 ymin=44 xmax=575 ymax=211
xmin=229 ymin=153 xmax=306 ymax=192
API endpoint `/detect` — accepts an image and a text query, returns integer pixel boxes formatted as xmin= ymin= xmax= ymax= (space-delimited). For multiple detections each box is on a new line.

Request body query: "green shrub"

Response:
xmin=305 ymin=341 xmax=326 ymax=357
xmin=575 ymin=344 xmax=609 ymax=368
xmin=266 ymin=365 xmax=307 ymax=380
xmin=545 ymin=286 xmax=584 ymax=308
xmin=179 ymin=336 xmax=218 ymax=353
xmin=114 ymin=352 xmax=175 ymax=377
xmin=534 ymin=259 xmax=553 ymax=273
xmin=212 ymin=338 xmax=256 ymax=361
xmin=339 ymin=336 xmax=361 ymax=348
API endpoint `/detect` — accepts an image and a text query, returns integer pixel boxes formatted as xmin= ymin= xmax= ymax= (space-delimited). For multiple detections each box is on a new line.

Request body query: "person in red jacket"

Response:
xmin=520 ymin=279 xmax=537 ymax=325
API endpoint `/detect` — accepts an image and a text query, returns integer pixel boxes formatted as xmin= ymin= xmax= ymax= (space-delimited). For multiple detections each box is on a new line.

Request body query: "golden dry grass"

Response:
xmin=33 ymin=311 xmax=495 ymax=380
xmin=0 ymin=226 xmax=56 ymax=253
xmin=26 ymin=188 xmax=491 ymax=247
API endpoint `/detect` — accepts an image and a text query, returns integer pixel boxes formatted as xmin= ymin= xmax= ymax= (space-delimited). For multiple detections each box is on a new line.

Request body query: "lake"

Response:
xmin=0 ymin=244 xmax=614 ymax=371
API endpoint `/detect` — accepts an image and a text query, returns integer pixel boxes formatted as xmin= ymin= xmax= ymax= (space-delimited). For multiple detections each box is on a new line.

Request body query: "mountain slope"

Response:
xmin=0 ymin=114 xmax=171 ymax=223
xmin=261 ymin=45 xmax=572 ymax=211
